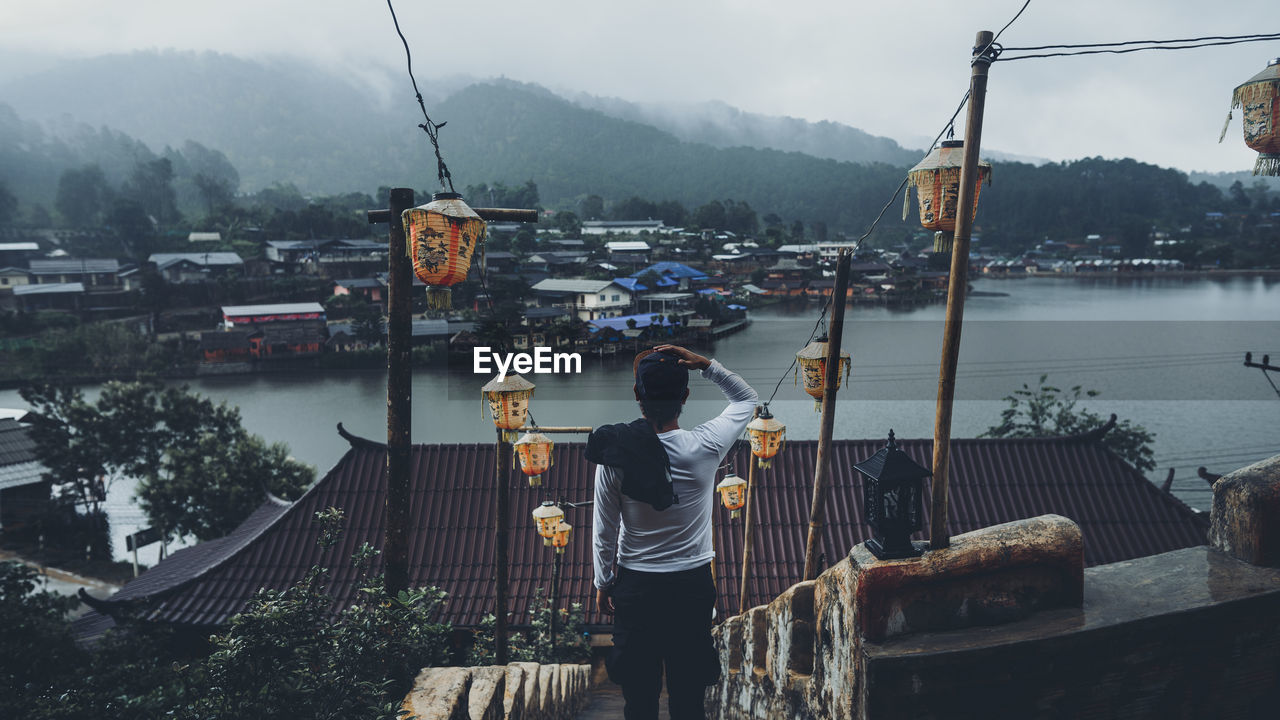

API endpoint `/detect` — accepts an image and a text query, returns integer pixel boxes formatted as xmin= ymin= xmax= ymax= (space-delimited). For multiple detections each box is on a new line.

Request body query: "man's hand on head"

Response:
xmin=653 ymin=345 xmax=710 ymax=371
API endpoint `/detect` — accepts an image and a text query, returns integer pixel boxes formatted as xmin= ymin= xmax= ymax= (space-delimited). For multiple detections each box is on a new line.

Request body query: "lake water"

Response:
xmin=3 ymin=274 xmax=1278 ymax=563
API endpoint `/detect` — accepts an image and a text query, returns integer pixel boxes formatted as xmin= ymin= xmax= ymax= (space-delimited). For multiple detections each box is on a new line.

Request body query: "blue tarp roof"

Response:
xmin=588 ymin=313 xmax=675 ymax=332
xmin=612 ymin=277 xmax=648 ymax=292
xmin=629 ymin=261 xmax=708 ymax=280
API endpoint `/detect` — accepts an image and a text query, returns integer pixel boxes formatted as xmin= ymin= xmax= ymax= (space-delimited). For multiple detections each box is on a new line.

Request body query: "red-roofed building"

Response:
xmin=74 ymin=427 xmax=1207 ymax=645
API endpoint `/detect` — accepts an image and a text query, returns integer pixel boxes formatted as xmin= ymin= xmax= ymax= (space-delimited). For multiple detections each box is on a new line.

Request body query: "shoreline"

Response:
xmin=977 ymin=269 xmax=1280 ymax=280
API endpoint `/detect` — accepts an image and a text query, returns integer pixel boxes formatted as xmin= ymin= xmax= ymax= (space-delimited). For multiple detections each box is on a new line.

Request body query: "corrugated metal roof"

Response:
xmin=28 ymin=259 xmax=119 ymax=274
xmin=13 ymin=282 xmax=84 ymax=296
xmin=86 ymin=431 xmax=1206 ymax=634
xmin=149 ymin=252 xmax=244 ymax=269
xmin=222 ymin=302 xmax=325 ymax=316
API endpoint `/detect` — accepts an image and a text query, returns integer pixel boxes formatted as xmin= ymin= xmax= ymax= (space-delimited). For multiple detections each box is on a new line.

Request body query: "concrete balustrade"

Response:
xmin=402 ymin=663 xmax=592 ymax=720
xmin=707 ymin=455 xmax=1280 ymax=719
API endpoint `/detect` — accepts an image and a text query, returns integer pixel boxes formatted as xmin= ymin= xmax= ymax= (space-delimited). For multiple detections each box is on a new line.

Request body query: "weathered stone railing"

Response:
xmin=402 ymin=662 xmax=592 ymax=720
xmin=709 ymin=454 xmax=1280 ymax=719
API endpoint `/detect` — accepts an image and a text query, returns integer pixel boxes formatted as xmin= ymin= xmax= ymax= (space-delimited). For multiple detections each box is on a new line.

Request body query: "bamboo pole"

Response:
xmin=495 ymin=428 xmax=513 ymax=664
xmin=738 ymin=407 xmax=761 ymax=615
xmin=384 ymin=187 xmax=414 ymax=596
xmin=802 ymin=249 xmax=852 ymax=581
xmin=930 ymin=30 xmax=994 ymax=550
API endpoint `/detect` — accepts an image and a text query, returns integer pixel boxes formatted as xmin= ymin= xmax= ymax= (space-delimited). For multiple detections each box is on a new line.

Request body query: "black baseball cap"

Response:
xmin=634 ymin=349 xmax=689 ymax=401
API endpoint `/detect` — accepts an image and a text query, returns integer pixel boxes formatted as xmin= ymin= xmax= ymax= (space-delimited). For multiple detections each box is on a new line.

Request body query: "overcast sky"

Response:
xmin=1 ymin=0 xmax=1277 ymax=173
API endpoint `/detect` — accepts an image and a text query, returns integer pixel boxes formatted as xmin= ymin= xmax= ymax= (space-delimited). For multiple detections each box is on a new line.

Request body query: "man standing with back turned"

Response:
xmin=589 ymin=344 xmax=758 ymax=719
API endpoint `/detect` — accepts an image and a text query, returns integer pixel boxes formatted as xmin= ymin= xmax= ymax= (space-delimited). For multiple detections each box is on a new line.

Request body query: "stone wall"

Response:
xmin=708 ymin=455 xmax=1280 ymax=720
xmin=401 ymin=663 xmax=591 ymax=720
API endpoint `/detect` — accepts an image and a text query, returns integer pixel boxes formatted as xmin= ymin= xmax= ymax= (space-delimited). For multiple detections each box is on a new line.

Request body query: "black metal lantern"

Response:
xmin=855 ymin=430 xmax=931 ymax=560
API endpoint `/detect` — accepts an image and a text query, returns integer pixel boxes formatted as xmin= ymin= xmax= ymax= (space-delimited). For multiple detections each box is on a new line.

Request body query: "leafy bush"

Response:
xmin=467 ymin=587 xmax=591 ymax=666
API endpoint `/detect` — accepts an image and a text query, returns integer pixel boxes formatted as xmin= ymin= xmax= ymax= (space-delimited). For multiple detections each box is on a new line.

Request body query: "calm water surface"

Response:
xmin=3 ymin=275 xmax=1277 ymax=562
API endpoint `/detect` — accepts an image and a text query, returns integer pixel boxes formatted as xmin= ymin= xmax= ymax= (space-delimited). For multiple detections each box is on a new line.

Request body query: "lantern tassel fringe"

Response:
xmin=901 ymin=185 xmax=911 ymax=222
xmin=528 ymin=475 xmax=541 ymax=487
xmin=1218 ymin=110 xmax=1233 ymax=143
xmin=757 ymin=458 xmax=772 ymax=469
xmin=426 ymin=287 xmax=452 ymax=309
xmin=1255 ymin=155 xmax=1280 ymax=177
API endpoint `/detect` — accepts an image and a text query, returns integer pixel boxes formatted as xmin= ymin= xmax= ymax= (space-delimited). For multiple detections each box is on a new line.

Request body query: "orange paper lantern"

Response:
xmin=514 ymin=432 xmax=554 ymax=487
xmin=532 ymin=501 xmax=564 ymax=546
xmin=746 ymin=406 xmax=786 ymax=469
xmin=716 ymin=473 xmax=748 ymax=518
xmin=1223 ymin=58 xmax=1280 ymax=176
xmin=482 ymin=373 xmax=535 ymax=442
xmin=551 ymin=521 xmax=573 ymax=554
xmin=795 ymin=335 xmax=851 ymax=411
xmin=402 ymin=192 xmax=486 ymax=309
xmin=905 ymin=140 xmax=992 ymax=250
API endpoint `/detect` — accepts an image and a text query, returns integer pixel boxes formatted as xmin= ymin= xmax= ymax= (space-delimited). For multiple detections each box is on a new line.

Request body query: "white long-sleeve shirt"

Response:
xmin=592 ymin=359 xmax=758 ymax=588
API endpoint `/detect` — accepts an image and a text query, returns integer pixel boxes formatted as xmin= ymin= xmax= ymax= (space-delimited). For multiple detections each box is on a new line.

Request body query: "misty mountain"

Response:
xmin=564 ymin=90 xmax=921 ymax=167
xmin=1186 ymin=170 xmax=1280 ymax=192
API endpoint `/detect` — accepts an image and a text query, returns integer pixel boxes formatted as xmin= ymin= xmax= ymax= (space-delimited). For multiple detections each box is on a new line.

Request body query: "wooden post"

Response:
xmin=803 ymin=249 xmax=852 ymax=581
xmin=494 ymin=428 xmax=513 ymax=665
xmin=550 ymin=548 xmax=562 ymax=653
xmin=738 ymin=407 xmax=761 ymax=615
xmin=385 ymin=187 xmax=414 ymax=595
xmin=930 ymin=31 xmax=994 ymax=550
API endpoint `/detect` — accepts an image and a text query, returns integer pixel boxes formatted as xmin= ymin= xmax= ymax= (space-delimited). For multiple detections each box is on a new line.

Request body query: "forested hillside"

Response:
xmin=1 ymin=51 xmax=1275 ymax=255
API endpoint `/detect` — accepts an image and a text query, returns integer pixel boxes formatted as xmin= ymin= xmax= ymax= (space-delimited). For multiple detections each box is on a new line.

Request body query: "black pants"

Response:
xmin=607 ymin=564 xmax=720 ymax=720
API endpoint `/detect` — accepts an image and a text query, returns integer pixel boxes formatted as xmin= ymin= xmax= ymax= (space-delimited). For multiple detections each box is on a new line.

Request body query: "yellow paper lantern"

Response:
xmin=795 ymin=335 xmax=851 ymax=411
xmin=1223 ymin=58 xmax=1280 ymax=176
xmin=551 ymin=520 xmax=573 ymax=554
xmin=514 ymin=432 xmax=554 ymax=487
xmin=716 ymin=473 xmax=748 ymax=518
xmin=532 ymin=501 xmax=564 ymax=546
xmin=402 ymin=192 xmax=486 ymax=309
xmin=746 ymin=406 xmax=786 ymax=469
xmin=481 ymin=373 xmax=535 ymax=442
xmin=905 ymin=140 xmax=992 ymax=251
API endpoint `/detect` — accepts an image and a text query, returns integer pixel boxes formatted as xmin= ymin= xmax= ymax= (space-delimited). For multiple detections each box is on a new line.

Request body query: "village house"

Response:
xmin=331 ymin=277 xmax=385 ymax=305
xmin=11 ymin=282 xmax=84 ymax=312
xmin=604 ymin=240 xmax=652 ymax=265
xmin=148 ymin=252 xmax=245 ymax=283
xmin=581 ymin=219 xmax=665 ymax=235
xmin=265 ymin=238 xmax=388 ymax=275
xmin=198 ymin=329 xmax=253 ymax=363
xmin=27 ymin=258 xmax=121 ymax=289
xmin=530 ymin=278 xmax=633 ymax=321
xmin=70 ymin=427 xmax=1210 ymax=648
xmin=0 ymin=417 xmax=48 ymax=532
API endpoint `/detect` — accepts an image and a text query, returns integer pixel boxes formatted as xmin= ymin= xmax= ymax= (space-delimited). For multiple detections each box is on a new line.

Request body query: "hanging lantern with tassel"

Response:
xmin=904 ymin=140 xmax=992 ymax=252
xmin=514 ymin=432 xmax=554 ymax=487
xmin=1220 ymin=58 xmax=1280 ymax=176
xmin=482 ymin=373 xmax=535 ymax=442
xmin=716 ymin=473 xmax=748 ymax=518
xmin=551 ymin=521 xmax=573 ymax=554
xmin=402 ymin=192 xmax=486 ymax=309
xmin=746 ymin=405 xmax=786 ymax=469
xmin=795 ymin=335 xmax=851 ymax=411
xmin=532 ymin=501 xmax=564 ymax=546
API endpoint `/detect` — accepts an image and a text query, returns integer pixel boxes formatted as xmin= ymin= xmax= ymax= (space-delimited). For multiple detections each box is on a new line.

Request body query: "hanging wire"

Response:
xmin=385 ymin=0 xmax=455 ymax=192
xmin=997 ymin=33 xmax=1280 ymax=62
xmin=758 ymin=0 xmax=1038 ymax=408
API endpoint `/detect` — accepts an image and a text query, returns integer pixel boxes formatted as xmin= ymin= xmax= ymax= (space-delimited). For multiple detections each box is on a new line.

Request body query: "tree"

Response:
xmin=55 ymin=165 xmax=114 ymax=228
xmin=553 ymin=210 xmax=582 ymax=237
xmin=349 ymin=301 xmax=386 ymax=347
xmin=192 ymin=173 xmax=235 ymax=218
xmin=141 ymin=432 xmax=313 ymax=541
xmin=0 ymin=179 xmax=17 ymax=227
xmin=121 ymin=157 xmax=181 ymax=228
xmin=578 ymin=194 xmax=604 ymax=220
xmin=0 ymin=561 xmax=84 ymax=718
xmin=981 ymin=375 xmax=1156 ymax=473
xmin=21 ymin=381 xmax=314 ymax=541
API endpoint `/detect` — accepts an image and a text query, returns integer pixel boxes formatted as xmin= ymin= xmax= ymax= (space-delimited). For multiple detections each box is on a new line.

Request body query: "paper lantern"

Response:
xmin=795 ymin=335 xmax=851 ymax=411
xmin=551 ymin=521 xmax=573 ymax=554
xmin=402 ymin=192 xmax=486 ymax=309
xmin=905 ymin=140 xmax=992 ymax=250
xmin=716 ymin=473 xmax=748 ymax=518
xmin=482 ymin=373 xmax=535 ymax=442
xmin=746 ymin=406 xmax=786 ymax=469
xmin=514 ymin=432 xmax=554 ymax=487
xmin=532 ymin=501 xmax=564 ymax=546
xmin=1222 ymin=58 xmax=1280 ymax=176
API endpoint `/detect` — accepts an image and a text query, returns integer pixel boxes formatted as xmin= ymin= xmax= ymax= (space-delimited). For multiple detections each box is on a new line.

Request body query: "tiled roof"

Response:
xmin=83 ymin=431 xmax=1207 ymax=634
xmin=0 ymin=419 xmax=45 ymax=490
